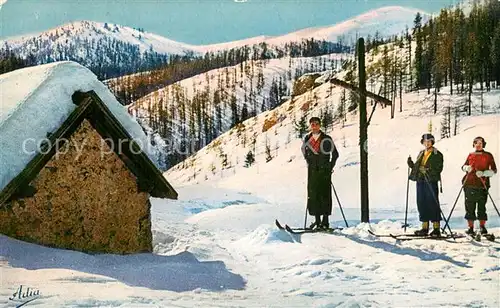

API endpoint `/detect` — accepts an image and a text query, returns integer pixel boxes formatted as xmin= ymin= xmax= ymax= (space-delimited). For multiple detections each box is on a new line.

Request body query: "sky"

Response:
xmin=0 ymin=0 xmax=461 ymax=45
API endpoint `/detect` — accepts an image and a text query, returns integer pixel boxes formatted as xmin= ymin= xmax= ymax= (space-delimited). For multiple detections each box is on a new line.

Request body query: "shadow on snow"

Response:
xmin=340 ymin=233 xmax=471 ymax=268
xmin=0 ymin=235 xmax=246 ymax=292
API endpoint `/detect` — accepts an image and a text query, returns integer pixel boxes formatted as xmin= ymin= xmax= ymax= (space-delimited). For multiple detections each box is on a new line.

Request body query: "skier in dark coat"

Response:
xmin=461 ymin=136 xmax=497 ymax=235
xmin=301 ymin=117 xmax=339 ymax=230
xmin=407 ymin=133 xmax=444 ymax=237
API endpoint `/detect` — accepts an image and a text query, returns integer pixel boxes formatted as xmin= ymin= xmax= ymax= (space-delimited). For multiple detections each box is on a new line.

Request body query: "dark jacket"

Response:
xmin=302 ymin=131 xmax=339 ymax=216
xmin=408 ymin=147 xmax=443 ymax=183
xmin=302 ymin=131 xmax=339 ymax=171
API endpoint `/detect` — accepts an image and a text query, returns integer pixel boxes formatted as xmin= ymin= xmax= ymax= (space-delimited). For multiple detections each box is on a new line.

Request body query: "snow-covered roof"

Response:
xmin=0 ymin=61 xmax=154 ymax=192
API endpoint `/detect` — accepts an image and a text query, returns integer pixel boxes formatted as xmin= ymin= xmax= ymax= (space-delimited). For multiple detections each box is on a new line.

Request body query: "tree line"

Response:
xmin=138 ymin=55 xmax=342 ymax=168
xmin=108 ymin=38 xmax=348 ymax=105
xmin=413 ymin=0 xmax=500 ymax=114
xmin=344 ymin=0 xmax=500 ymax=121
xmin=1 ymin=35 xmax=171 ymax=79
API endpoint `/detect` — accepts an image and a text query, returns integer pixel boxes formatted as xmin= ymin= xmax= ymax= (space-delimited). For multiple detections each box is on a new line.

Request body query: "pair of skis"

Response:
xmin=275 ymin=219 xmax=343 ymax=235
xmin=368 ymin=230 xmax=496 ymax=242
xmin=465 ymin=231 xmax=496 ymax=242
xmin=368 ymin=230 xmax=464 ymax=241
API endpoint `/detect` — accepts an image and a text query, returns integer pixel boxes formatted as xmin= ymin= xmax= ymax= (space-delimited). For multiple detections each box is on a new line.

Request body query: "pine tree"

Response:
xmin=244 ymin=151 xmax=255 ymax=167
xmin=242 ymin=103 xmax=249 ymax=122
xmin=336 ymin=89 xmax=347 ymax=127
xmin=214 ymin=90 xmax=222 ymax=133
xmin=454 ymin=7 xmax=467 ymax=93
xmin=398 ymin=50 xmax=405 ymax=112
xmin=414 ymin=12 xmax=424 ymax=89
xmin=321 ymin=105 xmax=334 ymax=131
xmin=294 ymin=113 xmax=308 ymax=138
xmin=406 ymin=26 xmax=413 ymax=91
xmin=429 ymin=17 xmax=442 ymax=114
xmin=265 ymin=136 xmax=273 ymax=163
xmin=453 ymin=107 xmax=460 ymax=136
xmin=382 ymin=45 xmax=391 ymax=98
xmin=219 ymin=147 xmax=228 ymax=169
xmin=269 ymin=79 xmax=279 ymax=109
xmin=426 ymin=18 xmax=439 ymax=96
xmin=440 ymin=106 xmax=451 ymax=139
xmin=256 ymin=63 xmax=265 ymax=95
xmin=230 ymin=92 xmax=238 ymax=127
xmin=464 ymin=30 xmax=478 ymax=116
xmin=492 ymin=24 xmax=500 ymax=87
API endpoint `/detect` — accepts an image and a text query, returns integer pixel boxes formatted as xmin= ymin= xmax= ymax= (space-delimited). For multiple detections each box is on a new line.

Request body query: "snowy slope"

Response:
xmin=0 ymin=61 xmax=161 ymax=191
xmin=129 ymin=53 xmax=350 ymax=166
xmin=164 ymin=70 xmax=500 ymax=210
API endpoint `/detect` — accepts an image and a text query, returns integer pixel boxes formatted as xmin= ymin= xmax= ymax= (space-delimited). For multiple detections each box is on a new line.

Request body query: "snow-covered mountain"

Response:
xmin=3 ymin=20 xmax=197 ymax=57
xmin=2 ymin=6 xmax=424 ymax=56
xmin=0 ymin=21 xmax=199 ymax=80
xmin=193 ymin=6 xmax=426 ymax=53
xmin=1 ymin=5 xmax=424 ymax=81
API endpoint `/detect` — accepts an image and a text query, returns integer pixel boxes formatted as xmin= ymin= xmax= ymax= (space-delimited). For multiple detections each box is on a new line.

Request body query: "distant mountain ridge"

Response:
xmin=1 ymin=6 xmax=424 ymax=79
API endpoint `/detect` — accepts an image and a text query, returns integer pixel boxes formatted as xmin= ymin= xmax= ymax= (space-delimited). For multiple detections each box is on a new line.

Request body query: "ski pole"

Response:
xmin=423 ymin=174 xmax=455 ymax=240
xmin=486 ymin=191 xmax=500 ymax=218
xmin=303 ymin=203 xmax=308 ymax=230
xmin=442 ymin=186 xmax=464 ymax=232
xmin=331 ymin=182 xmax=349 ymax=227
xmin=479 ymin=177 xmax=500 ymax=218
xmin=403 ymin=166 xmax=410 ymax=232
xmin=443 ymin=169 xmax=476 ymax=231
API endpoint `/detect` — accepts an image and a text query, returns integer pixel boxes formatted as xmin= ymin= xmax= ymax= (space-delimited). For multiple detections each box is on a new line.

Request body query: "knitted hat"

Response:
xmin=309 ymin=117 xmax=321 ymax=124
xmin=420 ymin=133 xmax=435 ymax=145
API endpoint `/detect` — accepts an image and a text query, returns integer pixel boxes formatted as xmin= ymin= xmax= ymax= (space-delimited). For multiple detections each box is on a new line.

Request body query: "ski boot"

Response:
xmin=320 ymin=215 xmax=329 ymax=231
xmin=429 ymin=228 xmax=441 ymax=238
xmin=309 ymin=221 xmax=320 ymax=230
xmin=480 ymin=226 xmax=488 ymax=235
xmin=414 ymin=228 xmax=429 ymax=236
xmin=465 ymin=228 xmax=475 ymax=236
xmin=479 ymin=226 xmax=495 ymax=241
xmin=318 ymin=223 xmax=330 ymax=231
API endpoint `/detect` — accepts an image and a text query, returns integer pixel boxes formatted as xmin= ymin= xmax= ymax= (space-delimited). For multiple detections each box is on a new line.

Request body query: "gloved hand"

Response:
xmin=462 ymin=165 xmax=472 ymax=172
xmin=482 ymin=170 xmax=496 ymax=177
xmin=476 ymin=170 xmax=484 ymax=177
xmin=407 ymin=156 xmax=414 ymax=168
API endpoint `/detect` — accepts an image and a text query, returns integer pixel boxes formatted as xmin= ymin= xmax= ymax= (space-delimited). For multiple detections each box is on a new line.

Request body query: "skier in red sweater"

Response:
xmin=461 ymin=137 xmax=497 ymax=235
